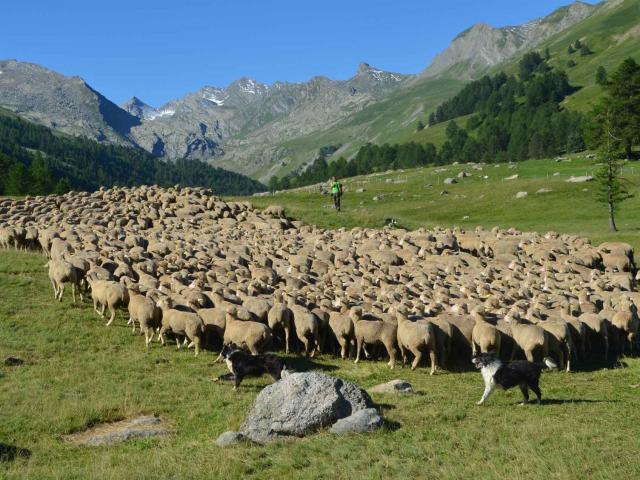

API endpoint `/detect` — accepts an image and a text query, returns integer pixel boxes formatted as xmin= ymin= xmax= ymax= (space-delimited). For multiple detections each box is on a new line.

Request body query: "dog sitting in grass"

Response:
xmin=214 ymin=344 xmax=286 ymax=390
xmin=472 ymin=352 xmax=557 ymax=405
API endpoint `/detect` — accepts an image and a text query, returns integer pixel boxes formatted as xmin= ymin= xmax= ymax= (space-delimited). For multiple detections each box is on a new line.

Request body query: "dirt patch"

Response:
xmin=64 ymin=415 xmax=170 ymax=446
xmin=614 ymin=24 xmax=640 ymax=44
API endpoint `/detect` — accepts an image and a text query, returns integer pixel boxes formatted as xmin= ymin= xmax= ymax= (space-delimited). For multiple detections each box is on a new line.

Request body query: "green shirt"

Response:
xmin=331 ymin=181 xmax=342 ymax=195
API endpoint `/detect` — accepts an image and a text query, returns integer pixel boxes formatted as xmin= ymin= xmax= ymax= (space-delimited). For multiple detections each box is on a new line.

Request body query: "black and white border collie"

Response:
xmin=215 ymin=344 xmax=286 ymax=390
xmin=472 ymin=353 xmax=557 ymax=405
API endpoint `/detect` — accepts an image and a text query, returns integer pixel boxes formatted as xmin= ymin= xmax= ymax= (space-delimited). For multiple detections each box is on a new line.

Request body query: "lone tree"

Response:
xmin=596 ymin=66 xmax=608 ymax=86
xmin=591 ymin=106 xmax=633 ymax=231
xmin=416 ymin=120 xmax=425 ymax=132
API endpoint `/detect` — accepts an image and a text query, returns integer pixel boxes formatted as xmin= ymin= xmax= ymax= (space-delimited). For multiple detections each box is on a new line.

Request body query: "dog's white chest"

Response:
xmin=481 ymin=363 xmax=500 ymax=387
xmin=225 ymin=358 xmax=235 ymax=375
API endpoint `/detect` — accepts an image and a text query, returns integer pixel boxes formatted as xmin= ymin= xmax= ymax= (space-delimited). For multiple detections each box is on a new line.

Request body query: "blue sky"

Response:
xmin=2 ymin=1 xmax=588 ymax=107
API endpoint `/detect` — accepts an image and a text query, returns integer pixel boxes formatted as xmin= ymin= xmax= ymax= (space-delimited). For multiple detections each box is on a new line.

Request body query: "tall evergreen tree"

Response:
xmin=604 ymin=58 xmax=640 ymax=158
xmin=591 ymin=107 xmax=632 ymax=231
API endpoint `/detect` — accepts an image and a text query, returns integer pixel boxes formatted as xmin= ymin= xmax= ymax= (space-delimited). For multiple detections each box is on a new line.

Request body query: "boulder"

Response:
xmin=238 ymin=372 xmax=374 ymax=443
xmin=457 ymin=171 xmax=470 ymax=178
xmin=329 ymin=408 xmax=382 ymax=435
xmin=504 ymin=174 xmax=519 ymax=181
xmin=443 ymin=178 xmax=457 ymax=185
xmin=369 ymin=379 xmax=414 ymax=394
xmin=515 ymin=191 xmax=528 ymax=199
xmin=536 ymin=188 xmax=553 ymax=194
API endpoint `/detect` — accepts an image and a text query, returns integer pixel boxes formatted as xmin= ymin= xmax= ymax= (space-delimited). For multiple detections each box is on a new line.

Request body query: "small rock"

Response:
xmin=356 ymin=188 xmax=366 ymax=193
xmin=536 ymin=188 xmax=552 ymax=194
xmin=215 ymin=431 xmax=245 ymax=447
xmin=553 ymin=172 xmax=560 ymax=176
xmin=462 ymin=215 xmax=470 ymax=220
xmin=443 ymin=178 xmax=457 ymax=185
xmin=515 ymin=191 xmax=528 ymax=199
xmin=385 ymin=178 xmax=393 ymax=183
xmin=369 ymin=379 xmax=414 ymax=394
xmin=4 ymin=357 xmax=23 ymax=367
xmin=329 ymin=408 xmax=383 ymax=435
xmin=440 ymin=190 xmax=449 ymax=196
xmin=566 ymin=175 xmax=594 ymax=183
xmin=504 ymin=174 xmax=519 ymax=181
xmin=457 ymin=171 xmax=470 ymax=178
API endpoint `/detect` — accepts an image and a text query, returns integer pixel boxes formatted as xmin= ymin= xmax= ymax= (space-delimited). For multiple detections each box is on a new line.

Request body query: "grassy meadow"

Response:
xmin=2 ymin=154 xmax=640 ymax=478
xmin=0 ymin=250 xmax=639 ymax=480
xmin=247 ymin=154 xmax=640 ymax=251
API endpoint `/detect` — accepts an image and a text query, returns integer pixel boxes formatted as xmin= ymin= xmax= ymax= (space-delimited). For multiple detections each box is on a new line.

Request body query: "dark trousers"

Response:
xmin=332 ymin=193 xmax=341 ymax=211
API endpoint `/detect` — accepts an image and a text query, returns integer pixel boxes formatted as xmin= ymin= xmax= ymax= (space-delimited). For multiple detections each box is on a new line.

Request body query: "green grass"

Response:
xmin=1 ymin=250 xmax=640 ymax=479
xmin=246 ymin=154 xmax=640 ymax=251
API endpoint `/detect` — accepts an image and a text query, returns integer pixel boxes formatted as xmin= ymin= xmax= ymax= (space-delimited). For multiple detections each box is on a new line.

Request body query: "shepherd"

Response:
xmin=330 ymin=176 xmax=343 ymax=212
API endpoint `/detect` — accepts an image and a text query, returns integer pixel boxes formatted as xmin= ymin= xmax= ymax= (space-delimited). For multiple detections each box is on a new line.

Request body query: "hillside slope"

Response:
xmin=247 ymin=154 xmax=640 ymax=250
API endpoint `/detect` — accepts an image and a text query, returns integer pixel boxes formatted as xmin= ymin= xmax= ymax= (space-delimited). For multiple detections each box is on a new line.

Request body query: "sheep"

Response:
xmin=611 ymin=299 xmax=639 ymax=356
xmin=46 ymin=259 xmax=84 ymax=304
xmin=505 ymin=312 xmax=550 ymax=363
xmin=156 ymin=297 xmax=205 ymax=356
xmin=352 ymin=307 xmax=398 ymax=369
xmin=471 ymin=309 xmax=501 ymax=357
xmin=197 ymin=307 xmax=227 ymax=349
xmin=287 ymin=298 xmax=320 ymax=357
xmin=540 ymin=319 xmax=574 ymax=372
xmin=267 ymin=292 xmax=293 ymax=353
xmin=263 ymin=205 xmax=286 ymax=218
xmin=396 ymin=308 xmax=438 ymax=374
xmin=220 ymin=306 xmax=272 ymax=356
xmin=86 ymin=274 xmax=130 ymax=326
xmin=579 ymin=312 xmax=610 ymax=360
xmin=328 ymin=306 xmax=356 ymax=360
xmin=127 ymin=288 xmax=162 ymax=347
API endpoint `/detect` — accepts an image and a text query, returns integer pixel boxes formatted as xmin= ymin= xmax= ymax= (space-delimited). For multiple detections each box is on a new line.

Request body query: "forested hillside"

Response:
xmin=0 ymin=110 xmax=265 ymax=196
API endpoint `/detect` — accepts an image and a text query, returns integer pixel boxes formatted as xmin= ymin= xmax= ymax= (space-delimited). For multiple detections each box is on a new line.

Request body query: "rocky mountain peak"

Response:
xmin=422 ymin=1 xmax=596 ymax=79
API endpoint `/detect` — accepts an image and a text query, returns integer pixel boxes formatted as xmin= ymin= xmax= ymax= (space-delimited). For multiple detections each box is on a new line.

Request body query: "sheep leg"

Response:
xmin=194 ymin=338 xmax=200 ymax=357
xmin=398 ymin=344 xmax=407 ymax=367
xmin=284 ymin=326 xmax=290 ymax=354
xmin=603 ymin=334 xmax=609 ymax=361
xmin=58 ymin=284 xmax=65 ymax=302
xmin=99 ymin=304 xmax=106 ymax=318
xmin=410 ymin=348 xmax=422 ymax=371
xmin=354 ymin=338 xmax=363 ymax=364
xmin=339 ymin=338 xmax=348 ymax=360
xmin=565 ymin=342 xmax=572 ymax=372
xmin=249 ymin=345 xmax=259 ymax=355
xmin=525 ymin=349 xmax=534 ymax=363
xmin=386 ymin=343 xmax=397 ymax=370
xmin=71 ymin=283 xmax=77 ymax=305
xmin=429 ymin=349 xmax=437 ymax=376
xmin=105 ymin=307 xmax=116 ymax=326
xmin=50 ymin=278 xmax=58 ymax=298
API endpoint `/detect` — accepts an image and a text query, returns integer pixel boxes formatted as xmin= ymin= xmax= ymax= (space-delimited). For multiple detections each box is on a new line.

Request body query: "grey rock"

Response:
xmin=238 ymin=372 xmax=373 ymax=443
xmin=369 ymin=379 xmax=414 ymax=394
xmin=536 ymin=188 xmax=553 ymax=194
xmin=504 ymin=174 xmax=519 ymax=181
xmin=329 ymin=408 xmax=383 ymax=434
xmin=64 ymin=415 xmax=170 ymax=446
xmin=443 ymin=177 xmax=457 ymax=185
xmin=515 ymin=191 xmax=528 ymax=199
xmin=215 ymin=431 xmax=245 ymax=447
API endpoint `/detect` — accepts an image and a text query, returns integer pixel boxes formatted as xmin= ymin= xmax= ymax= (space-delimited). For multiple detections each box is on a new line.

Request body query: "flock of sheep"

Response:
xmin=1 ymin=185 xmax=638 ymax=375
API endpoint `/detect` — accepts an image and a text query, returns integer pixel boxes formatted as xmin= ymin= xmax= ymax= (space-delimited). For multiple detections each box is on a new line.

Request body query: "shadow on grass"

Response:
xmin=382 ymin=418 xmax=401 ymax=432
xmin=285 ymin=357 xmax=339 ymax=372
xmin=542 ymin=398 xmax=616 ymax=405
xmin=0 ymin=444 xmax=31 ymax=462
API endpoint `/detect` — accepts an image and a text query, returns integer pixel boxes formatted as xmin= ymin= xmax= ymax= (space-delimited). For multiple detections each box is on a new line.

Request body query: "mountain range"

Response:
xmin=1 ymin=0 xmax=637 ymax=182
